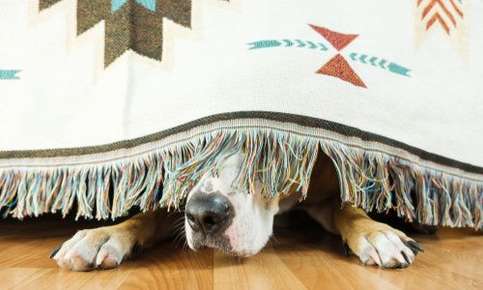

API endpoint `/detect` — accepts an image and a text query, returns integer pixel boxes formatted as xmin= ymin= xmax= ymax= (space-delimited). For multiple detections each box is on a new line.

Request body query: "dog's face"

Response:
xmin=184 ymin=153 xmax=280 ymax=256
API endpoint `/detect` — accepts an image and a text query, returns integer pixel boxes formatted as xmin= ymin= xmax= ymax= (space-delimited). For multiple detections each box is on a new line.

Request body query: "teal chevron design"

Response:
xmin=248 ymin=26 xmax=412 ymax=88
xmin=283 ymin=39 xmax=294 ymax=47
xmin=349 ymin=52 xmax=411 ymax=77
xmin=111 ymin=0 xmax=156 ymax=12
xmin=387 ymin=63 xmax=411 ymax=77
xmin=306 ymin=41 xmax=316 ymax=49
xmin=0 ymin=70 xmax=20 ymax=80
xmin=248 ymin=40 xmax=282 ymax=49
xmin=378 ymin=59 xmax=387 ymax=68
xmin=295 ymin=39 xmax=305 ymax=47
xmin=248 ymin=39 xmax=328 ymax=51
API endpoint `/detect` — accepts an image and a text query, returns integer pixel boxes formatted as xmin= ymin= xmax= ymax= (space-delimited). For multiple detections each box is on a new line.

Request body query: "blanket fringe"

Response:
xmin=0 ymin=128 xmax=481 ymax=229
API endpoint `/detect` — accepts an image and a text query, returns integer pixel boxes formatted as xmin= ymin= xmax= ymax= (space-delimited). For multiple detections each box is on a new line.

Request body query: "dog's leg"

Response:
xmin=333 ymin=205 xmax=423 ymax=268
xmin=52 ymin=210 xmax=180 ymax=271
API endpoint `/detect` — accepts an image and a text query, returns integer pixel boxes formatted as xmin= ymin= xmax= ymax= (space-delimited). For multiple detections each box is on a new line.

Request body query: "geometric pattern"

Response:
xmin=248 ymin=39 xmax=328 ymax=51
xmin=349 ymin=53 xmax=411 ymax=77
xmin=248 ymin=25 xmax=412 ymax=88
xmin=417 ymin=0 xmax=464 ymax=35
xmin=39 ymin=0 xmax=194 ymax=67
xmin=309 ymin=25 xmax=358 ymax=51
xmin=0 ymin=70 xmax=21 ymax=80
xmin=112 ymin=0 xmax=156 ymax=12
xmin=317 ymin=54 xmax=366 ymax=88
xmin=309 ymin=25 xmax=367 ymax=88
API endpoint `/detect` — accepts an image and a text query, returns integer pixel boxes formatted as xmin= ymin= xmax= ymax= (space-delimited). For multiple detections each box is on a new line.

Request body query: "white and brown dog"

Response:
xmin=51 ymin=152 xmax=423 ymax=271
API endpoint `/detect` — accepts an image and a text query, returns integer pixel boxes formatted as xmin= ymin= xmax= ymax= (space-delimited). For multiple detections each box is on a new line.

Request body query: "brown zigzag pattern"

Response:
xmin=39 ymin=0 xmax=194 ymax=67
xmin=417 ymin=0 xmax=464 ymax=35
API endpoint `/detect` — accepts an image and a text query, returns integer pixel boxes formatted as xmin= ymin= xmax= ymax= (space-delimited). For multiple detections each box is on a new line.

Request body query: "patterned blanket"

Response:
xmin=0 ymin=0 xmax=481 ymax=229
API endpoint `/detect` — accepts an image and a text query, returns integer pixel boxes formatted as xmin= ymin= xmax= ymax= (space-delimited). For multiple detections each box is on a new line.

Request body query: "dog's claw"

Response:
xmin=131 ymin=243 xmax=144 ymax=258
xmin=404 ymin=240 xmax=424 ymax=254
xmin=401 ymin=251 xmax=410 ymax=265
xmin=342 ymin=241 xmax=352 ymax=256
xmin=50 ymin=244 xmax=62 ymax=259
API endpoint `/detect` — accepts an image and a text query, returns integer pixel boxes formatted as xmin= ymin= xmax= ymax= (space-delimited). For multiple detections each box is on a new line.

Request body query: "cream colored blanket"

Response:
xmin=0 ymin=0 xmax=481 ymax=229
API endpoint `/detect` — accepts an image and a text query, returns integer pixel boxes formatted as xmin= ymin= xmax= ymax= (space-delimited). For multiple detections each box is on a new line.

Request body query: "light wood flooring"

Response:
xmin=0 ymin=214 xmax=481 ymax=290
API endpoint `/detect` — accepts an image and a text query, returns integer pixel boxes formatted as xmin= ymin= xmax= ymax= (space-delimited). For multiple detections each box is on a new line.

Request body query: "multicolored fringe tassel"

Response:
xmin=0 ymin=128 xmax=481 ymax=229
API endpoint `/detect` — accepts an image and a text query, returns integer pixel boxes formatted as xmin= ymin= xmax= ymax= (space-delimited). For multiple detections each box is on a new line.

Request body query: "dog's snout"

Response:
xmin=186 ymin=193 xmax=234 ymax=236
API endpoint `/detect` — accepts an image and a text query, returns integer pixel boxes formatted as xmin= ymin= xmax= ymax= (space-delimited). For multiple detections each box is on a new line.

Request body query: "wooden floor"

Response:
xmin=0 ymin=214 xmax=481 ymax=290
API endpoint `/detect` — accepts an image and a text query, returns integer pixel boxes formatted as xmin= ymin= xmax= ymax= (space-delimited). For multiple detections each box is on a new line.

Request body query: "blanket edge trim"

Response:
xmin=1 ymin=111 xmax=482 ymax=175
xmin=0 ymin=115 xmax=481 ymax=230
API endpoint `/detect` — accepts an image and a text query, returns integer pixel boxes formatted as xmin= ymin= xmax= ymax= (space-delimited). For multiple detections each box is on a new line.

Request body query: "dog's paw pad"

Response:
xmin=52 ymin=228 xmax=135 ymax=271
xmin=346 ymin=228 xmax=421 ymax=269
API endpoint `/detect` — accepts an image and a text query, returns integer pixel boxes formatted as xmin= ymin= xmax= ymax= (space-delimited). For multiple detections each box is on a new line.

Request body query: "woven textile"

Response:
xmin=0 ymin=0 xmax=481 ymax=229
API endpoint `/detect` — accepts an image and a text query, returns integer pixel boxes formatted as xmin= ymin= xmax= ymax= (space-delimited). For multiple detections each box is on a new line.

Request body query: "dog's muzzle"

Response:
xmin=185 ymin=192 xmax=234 ymax=238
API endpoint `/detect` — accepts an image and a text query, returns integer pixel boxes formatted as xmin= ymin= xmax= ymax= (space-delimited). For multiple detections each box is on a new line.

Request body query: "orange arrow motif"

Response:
xmin=310 ymin=25 xmax=367 ymax=88
xmin=309 ymin=25 xmax=358 ymax=51
xmin=417 ymin=0 xmax=464 ymax=35
xmin=317 ymin=54 xmax=367 ymax=88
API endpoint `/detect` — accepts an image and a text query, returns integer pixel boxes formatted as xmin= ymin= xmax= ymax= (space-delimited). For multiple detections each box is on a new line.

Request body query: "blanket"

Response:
xmin=0 ymin=0 xmax=482 ymax=229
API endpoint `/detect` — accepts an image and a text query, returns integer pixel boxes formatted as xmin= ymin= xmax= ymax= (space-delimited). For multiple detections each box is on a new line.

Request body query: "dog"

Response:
xmin=51 ymin=151 xmax=423 ymax=271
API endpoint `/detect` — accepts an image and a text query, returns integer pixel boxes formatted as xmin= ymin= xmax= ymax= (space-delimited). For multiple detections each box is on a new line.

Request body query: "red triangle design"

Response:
xmin=310 ymin=24 xmax=358 ymax=51
xmin=317 ymin=54 xmax=367 ymax=88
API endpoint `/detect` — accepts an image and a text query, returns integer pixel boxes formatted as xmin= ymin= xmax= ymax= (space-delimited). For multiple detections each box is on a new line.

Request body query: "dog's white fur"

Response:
xmin=185 ymin=153 xmax=280 ymax=256
xmin=53 ymin=152 xmax=422 ymax=271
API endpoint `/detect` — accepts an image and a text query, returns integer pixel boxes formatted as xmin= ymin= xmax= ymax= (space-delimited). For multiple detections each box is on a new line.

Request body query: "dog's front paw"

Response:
xmin=51 ymin=226 xmax=138 ymax=271
xmin=343 ymin=222 xmax=423 ymax=269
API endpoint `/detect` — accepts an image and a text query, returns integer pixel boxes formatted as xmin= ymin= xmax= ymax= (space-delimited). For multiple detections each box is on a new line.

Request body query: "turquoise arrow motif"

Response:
xmin=307 ymin=41 xmax=317 ymax=49
xmin=349 ymin=52 xmax=358 ymax=61
xmin=248 ymin=39 xmax=329 ymax=52
xmin=296 ymin=39 xmax=306 ymax=48
xmin=0 ymin=70 xmax=20 ymax=80
xmin=111 ymin=0 xmax=156 ymax=12
xmin=318 ymin=43 xmax=328 ymax=51
xmin=348 ymin=52 xmax=411 ymax=77
xmin=247 ymin=40 xmax=282 ymax=50
xmin=248 ymin=43 xmax=412 ymax=78
xmin=283 ymin=39 xmax=294 ymax=47
xmin=369 ymin=56 xmax=378 ymax=66
xmin=388 ymin=63 xmax=411 ymax=77
xmin=379 ymin=59 xmax=387 ymax=69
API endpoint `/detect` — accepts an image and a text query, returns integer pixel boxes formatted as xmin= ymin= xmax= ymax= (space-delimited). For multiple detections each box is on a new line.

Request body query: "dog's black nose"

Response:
xmin=185 ymin=193 xmax=234 ymax=236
